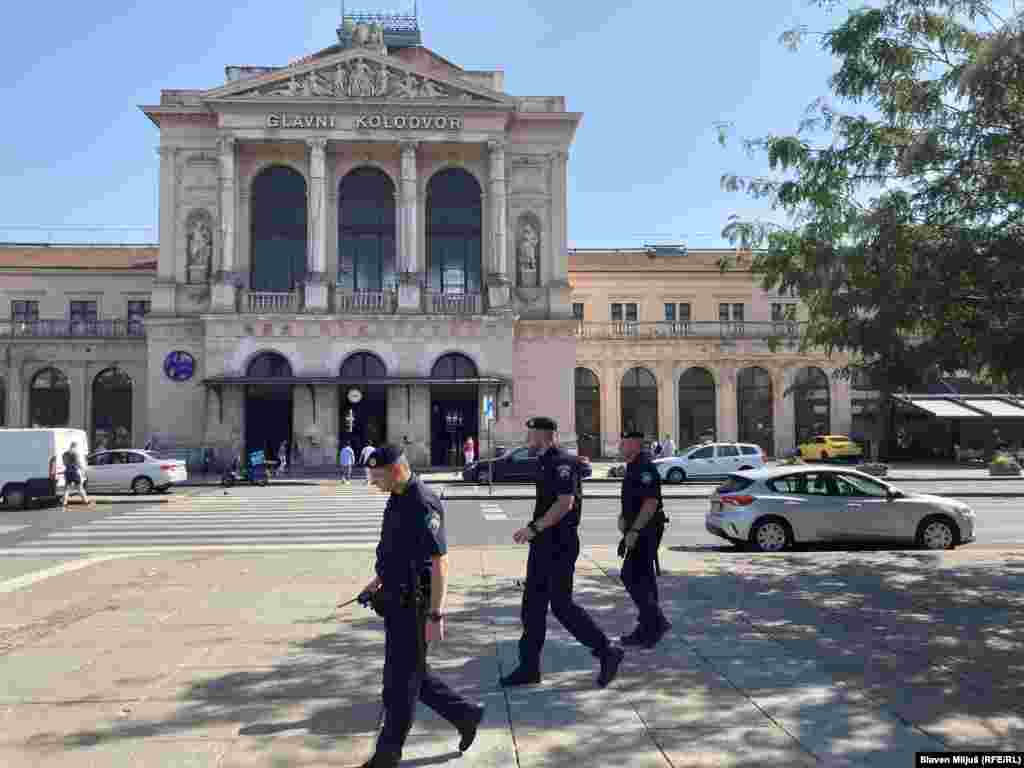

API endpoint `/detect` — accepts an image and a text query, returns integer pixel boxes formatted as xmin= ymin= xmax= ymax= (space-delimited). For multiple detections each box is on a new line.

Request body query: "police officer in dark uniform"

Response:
xmin=501 ymin=417 xmax=625 ymax=688
xmin=617 ymin=430 xmax=671 ymax=648
xmin=356 ymin=445 xmax=485 ymax=768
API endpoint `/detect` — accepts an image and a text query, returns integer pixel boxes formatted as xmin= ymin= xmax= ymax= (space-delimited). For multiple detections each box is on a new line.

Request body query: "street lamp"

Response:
xmin=345 ymin=408 xmax=356 ymax=434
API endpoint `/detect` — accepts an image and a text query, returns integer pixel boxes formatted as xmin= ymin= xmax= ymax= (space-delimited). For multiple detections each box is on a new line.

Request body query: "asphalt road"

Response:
xmin=1 ymin=485 xmax=1021 ymax=556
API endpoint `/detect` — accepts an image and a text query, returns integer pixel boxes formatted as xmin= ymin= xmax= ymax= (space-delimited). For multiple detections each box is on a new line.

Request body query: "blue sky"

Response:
xmin=0 ymin=0 xmax=850 ymax=248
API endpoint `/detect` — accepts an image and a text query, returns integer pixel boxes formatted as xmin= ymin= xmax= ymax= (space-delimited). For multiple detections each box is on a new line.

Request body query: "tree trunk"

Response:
xmin=870 ymin=390 xmax=894 ymax=462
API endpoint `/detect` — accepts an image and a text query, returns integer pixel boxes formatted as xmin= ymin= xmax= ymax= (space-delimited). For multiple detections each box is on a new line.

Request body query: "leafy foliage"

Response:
xmin=720 ymin=0 xmax=1024 ymax=402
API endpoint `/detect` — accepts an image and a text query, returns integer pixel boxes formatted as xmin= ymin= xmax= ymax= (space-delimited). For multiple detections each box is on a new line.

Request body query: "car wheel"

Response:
xmin=750 ymin=518 xmax=792 ymax=553
xmin=131 ymin=476 xmax=155 ymax=495
xmin=667 ymin=468 xmax=685 ymax=484
xmin=916 ymin=516 xmax=957 ymax=550
xmin=3 ymin=485 xmax=26 ymax=511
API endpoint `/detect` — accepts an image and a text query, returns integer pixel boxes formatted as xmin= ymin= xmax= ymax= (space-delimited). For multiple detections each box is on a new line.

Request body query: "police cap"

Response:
xmin=526 ymin=416 xmax=558 ymax=431
xmin=367 ymin=444 xmax=404 ymax=468
xmin=621 ymin=430 xmax=645 ymax=439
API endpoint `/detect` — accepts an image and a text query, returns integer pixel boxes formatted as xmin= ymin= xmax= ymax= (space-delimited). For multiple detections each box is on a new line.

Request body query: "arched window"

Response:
xmin=338 ymin=168 xmax=397 ymax=292
xmin=427 ymin=169 xmax=482 ymax=295
xmin=679 ymin=367 xmax=716 ymax=447
xmin=575 ymin=367 xmax=601 ymax=459
xmin=432 ymin=353 xmax=478 ymax=379
xmin=92 ymin=368 xmax=133 ymax=450
xmin=621 ymin=367 xmax=658 ymax=440
xmin=250 ymin=166 xmax=307 ymax=292
xmin=793 ymin=367 xmax=831 ymax=444
xmin=30 ymin=367 xmax=70 ymax=428
xmin=247 ymin=352 xmax=293 ymax=379
xmin=738 ymin=367 xmax=774 ymax=455
xmin=341 ymin=352 xmax=387 ymax=379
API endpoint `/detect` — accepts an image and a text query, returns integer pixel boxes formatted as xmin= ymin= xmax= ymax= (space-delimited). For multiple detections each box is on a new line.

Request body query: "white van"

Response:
xmin=0 ymin=428 xmax=89 ymax=509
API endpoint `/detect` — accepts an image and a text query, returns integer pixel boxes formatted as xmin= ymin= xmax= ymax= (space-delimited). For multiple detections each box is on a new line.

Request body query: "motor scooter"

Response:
xmin=221 ymin=454 xmax=270 ymax=487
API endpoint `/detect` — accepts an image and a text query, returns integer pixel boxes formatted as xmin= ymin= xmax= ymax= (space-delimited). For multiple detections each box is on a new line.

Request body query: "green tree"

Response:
xmin=720 ymin=0 xmax=1024 ymax=460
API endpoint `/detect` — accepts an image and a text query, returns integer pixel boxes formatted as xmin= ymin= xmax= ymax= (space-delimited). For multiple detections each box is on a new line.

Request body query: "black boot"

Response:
xmin=596 ymin=646 xmax=624 ymax=688
xmin=620 ymin=626 xmax=647 ymax=646
xmin=456 ymin=703 xmax=486 ymax=752
xmin=500 ymin=666 xmax=541 ymax=687
xmin=641 ymin=619 xmax=672 ymax=649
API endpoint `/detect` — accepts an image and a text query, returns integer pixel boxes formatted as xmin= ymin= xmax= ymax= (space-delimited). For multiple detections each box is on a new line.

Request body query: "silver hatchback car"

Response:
xmin=706 ymin=466 xmax=976 ymax=552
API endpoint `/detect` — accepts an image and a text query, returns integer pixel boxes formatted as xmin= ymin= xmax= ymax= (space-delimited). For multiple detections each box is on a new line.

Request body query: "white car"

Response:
xmin=85 ymin=449 xmax=188 ymax=494
xmin=654 ymin=442 xmax=765 ymax=483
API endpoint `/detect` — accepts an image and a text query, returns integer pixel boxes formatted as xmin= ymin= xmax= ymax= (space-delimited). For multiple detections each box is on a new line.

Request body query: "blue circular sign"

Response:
xmin=164 ymin=351 xmax=195 ymax=382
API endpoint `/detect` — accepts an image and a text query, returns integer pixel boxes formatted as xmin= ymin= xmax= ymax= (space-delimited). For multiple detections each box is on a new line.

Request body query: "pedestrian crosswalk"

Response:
xmin=2 ymin=483 xmax=389 ymax=555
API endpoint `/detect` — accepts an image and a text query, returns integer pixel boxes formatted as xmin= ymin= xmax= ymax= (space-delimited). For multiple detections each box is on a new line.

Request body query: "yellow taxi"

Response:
xmin=797 ymin=435 xmax=864 ymax=461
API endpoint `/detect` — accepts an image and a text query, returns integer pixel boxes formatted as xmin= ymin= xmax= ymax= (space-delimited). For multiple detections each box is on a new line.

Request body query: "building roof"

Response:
xmin=0 ymin=245 xmax=158 ymax=271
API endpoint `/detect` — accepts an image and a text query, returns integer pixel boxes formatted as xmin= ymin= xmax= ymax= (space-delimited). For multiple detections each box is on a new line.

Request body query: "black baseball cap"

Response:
xmin=526 ymin=417 xmax=558 ymax=431
xmin=367 ymin=444 xmax=404 ymax=468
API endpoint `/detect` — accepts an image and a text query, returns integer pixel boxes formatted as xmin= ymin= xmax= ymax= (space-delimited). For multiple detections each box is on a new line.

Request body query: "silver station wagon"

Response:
xmin=706 ymin=466 xmax=977 ymax=552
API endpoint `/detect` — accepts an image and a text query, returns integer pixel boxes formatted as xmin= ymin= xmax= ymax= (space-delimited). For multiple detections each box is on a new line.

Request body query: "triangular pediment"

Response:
xmin=202 ymin=49 xmax=511 ymax=105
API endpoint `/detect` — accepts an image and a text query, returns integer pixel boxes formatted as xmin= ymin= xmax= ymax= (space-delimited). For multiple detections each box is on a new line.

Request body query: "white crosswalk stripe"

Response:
xmin=2 ymin=484 xmax=388 ymax=555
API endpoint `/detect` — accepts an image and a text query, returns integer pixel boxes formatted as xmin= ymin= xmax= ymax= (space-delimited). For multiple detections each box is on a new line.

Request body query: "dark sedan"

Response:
xmin=462 ymin=445 xmax=593 ymax=483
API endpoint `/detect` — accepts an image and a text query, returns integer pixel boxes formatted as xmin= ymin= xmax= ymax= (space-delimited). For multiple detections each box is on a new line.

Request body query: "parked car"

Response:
xmin=462 ymin=445 xmax=593 ymax=483
xmin=86 ymin=449 xmax=188 ymax=494
xmin=0 ymin=428 xmax=88 ymax=509
xmin=706 ymin=466 xmax=976 ymax=553
xmin=654 ymin=442 xmax=765 ymax=483
xmin=797 ymin=435 xmax=864 ymax=462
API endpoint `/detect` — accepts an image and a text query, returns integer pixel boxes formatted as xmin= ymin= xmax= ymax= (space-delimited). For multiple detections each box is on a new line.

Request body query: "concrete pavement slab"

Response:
xmin=4 ymin=739 xmax=232 ymax=768
xmin=513 ymin=723 xmax=671 ymax=768
xmin=651 ymin=724 xmax=818 ymax=768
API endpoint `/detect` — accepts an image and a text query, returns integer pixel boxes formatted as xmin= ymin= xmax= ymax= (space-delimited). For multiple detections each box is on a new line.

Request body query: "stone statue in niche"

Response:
xmin=516 ymin=219 xmax=540 ymax=287
xmin=186 ymin=215 xmax=213 ymax=284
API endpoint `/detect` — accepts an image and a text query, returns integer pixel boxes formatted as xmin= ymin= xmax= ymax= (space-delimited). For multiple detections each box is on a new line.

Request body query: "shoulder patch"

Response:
xmin=557 ymin=464 xmax=573 ymax=480
xmin=641 ymin=471 xmax=654 ymax=485
xmin=427 ymin=511 xmax=442 ymax=534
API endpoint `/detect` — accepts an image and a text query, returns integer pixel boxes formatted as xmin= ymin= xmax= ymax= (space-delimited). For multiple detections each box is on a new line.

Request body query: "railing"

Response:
xmin=575 ymin=320 xmax=804 ymax=340
xmin=245 ymin=290 xmax=299 ymax=314
xmin=334 ymin=289 xmax=397 ymax=314
xmin=426 ymin=291 xmax=483 ymax=316
xmin=1 ymin=319 xmax=146 ymax=338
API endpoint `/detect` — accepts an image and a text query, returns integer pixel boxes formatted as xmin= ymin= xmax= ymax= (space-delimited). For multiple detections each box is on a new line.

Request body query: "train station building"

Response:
xmin=0 ymin=12 xmax=906 ymax=466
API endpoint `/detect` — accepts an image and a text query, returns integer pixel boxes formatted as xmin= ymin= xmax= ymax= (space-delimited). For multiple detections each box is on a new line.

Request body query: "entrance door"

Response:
xmin=245 ymin=385 xmax=293 ymax=464
xmin=338 ymin=353 xmax=389 ymax=460
xmin=244 ymin=352 xmax=294 ymax=465
xmin=430 ymin=354 xmax=481 ymax=467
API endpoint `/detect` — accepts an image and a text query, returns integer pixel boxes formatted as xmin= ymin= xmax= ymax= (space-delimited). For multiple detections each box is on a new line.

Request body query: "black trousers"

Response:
xmin=376 ymin=596 xmax=475 ymax=758
xmin=620 ymin=526 xmax=666 ymax=634
xmin=518 ymin=526 xmax=610 ymax=671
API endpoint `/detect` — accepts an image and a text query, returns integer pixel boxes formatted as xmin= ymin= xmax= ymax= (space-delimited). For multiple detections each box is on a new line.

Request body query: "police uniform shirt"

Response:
xmin=534 ymin=446 xmax=582 ymax=527
xmin=375 ymin=476 xmax=448 ymax=589
xmin=622 ymin=450 xmax=663 ymax=530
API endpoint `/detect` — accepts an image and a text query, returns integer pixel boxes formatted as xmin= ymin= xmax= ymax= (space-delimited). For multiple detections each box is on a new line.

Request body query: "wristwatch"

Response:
xmin=428 ymin=611 xmax=444 ymax=622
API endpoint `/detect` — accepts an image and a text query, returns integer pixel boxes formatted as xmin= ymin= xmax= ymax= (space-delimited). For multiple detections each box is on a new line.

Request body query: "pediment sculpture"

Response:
xmin=253 ymin=58 xmax=484 ymax=101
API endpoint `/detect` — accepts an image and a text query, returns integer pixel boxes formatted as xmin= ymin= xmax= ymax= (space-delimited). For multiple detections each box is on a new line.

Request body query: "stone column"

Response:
xmin=152 ymin=146 xmax=177 ymax=314
xmin=774 ymin=367 xmax=795 ymax=459
xmin=657 ymin=361 xmax=676 ymax=446
xmin=718 ymin=365 xmax=738 ymax=441
xmin=212 ymin=136 xmax=238 ymax=312
xmin=486 ymin=140 xmax=511 ymax=311
xmin=832 ymin=371 xmax=853 ymax=436
xmin=305 ymin=138 xmax=329 ymax=313
xmin=547 ymin=150 xmax=572 ymax=316
xmin=397 ymin=141 xmax=422 ymax=313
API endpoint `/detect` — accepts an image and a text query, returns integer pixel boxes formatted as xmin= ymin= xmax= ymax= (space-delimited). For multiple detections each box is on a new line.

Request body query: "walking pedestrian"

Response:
xmin=339 ymin=442 xmax=355 ymax=484
xmin=501 ymin=417 xmax=624 ymax=688
xmin=617 ymin=430 xmax=671 ymax=648
xmin=356 ymin=445 xmax=485 ymax=768
xmin=463 ymin=436 xmax=475 ymax=467
xmin=61 ymin=441 xmax=91 ymax=508
xmin=360 ymin=440 xmax=376 ymax=484
xmin=278 ymin=440 xmax=289 ymax=476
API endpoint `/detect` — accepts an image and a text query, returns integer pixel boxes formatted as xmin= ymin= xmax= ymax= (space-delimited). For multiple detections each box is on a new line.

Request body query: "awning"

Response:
xmin=961 ymin=398 xmax=1024 ymax=418
xmin=894 ymin=394 xmax=1024 ymax=419
xmin=895 ymin=396 xmax=985 ymax=418
xmin=201 ymin=375 xmax=510 ymax=387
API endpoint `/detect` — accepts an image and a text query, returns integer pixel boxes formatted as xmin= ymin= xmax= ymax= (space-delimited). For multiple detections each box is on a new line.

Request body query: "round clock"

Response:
xmin=347 ymin=388 xmax=363 ymax=404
